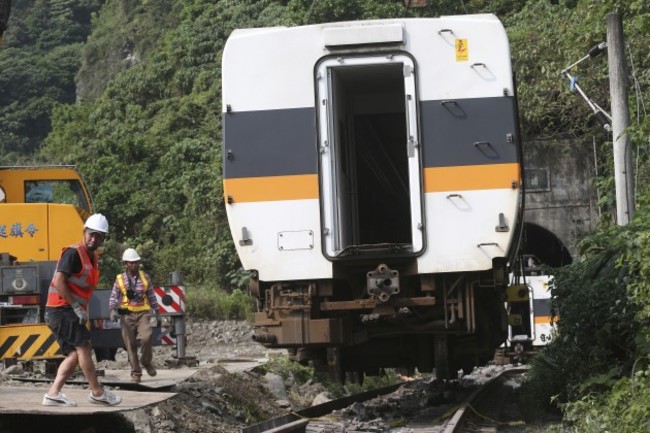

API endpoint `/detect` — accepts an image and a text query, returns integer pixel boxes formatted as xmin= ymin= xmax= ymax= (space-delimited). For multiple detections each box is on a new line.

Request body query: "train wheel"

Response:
xmin=347 ymin=370 xmax=364 ymax=385
xmin=326 ymin=346 xmax=345 ymax=383
xmin=434 ymin=335 xmax=451 ymax=380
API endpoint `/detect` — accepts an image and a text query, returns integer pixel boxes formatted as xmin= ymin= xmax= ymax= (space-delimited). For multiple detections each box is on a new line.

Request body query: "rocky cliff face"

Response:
xmin=75 ymin=0 xmax=179 ymax=102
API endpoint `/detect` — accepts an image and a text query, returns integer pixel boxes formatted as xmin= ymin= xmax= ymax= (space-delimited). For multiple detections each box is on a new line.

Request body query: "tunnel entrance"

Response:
xmin=520 ymin=223 xmax=573 ymax=268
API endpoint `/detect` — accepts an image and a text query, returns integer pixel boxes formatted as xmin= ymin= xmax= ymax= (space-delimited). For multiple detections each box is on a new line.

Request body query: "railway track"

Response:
xmin=441 ymin=367 xmax=527 ymax=433
xmin=241 ymin=366 xmax=529 ymax=433
xmin=241 ymin=382 xmax=403 ymax=433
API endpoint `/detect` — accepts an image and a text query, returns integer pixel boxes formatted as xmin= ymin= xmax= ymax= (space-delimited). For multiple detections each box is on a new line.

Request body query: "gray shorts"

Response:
xmin=45 ymin=306 xmax=91 ymax=355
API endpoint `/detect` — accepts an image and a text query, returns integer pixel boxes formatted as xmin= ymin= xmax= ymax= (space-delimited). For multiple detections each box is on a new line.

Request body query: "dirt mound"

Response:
xmin=150 ymin=367 xmax=285 ymax=432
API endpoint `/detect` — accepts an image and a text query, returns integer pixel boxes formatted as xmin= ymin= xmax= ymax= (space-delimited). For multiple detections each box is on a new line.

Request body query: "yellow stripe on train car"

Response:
xmin=223 ymin=174 xmax=319 ymax=203
xmin=223 ymin=163 xmax=521 ymax=204
xmin=0 ymin=323 xmax=62 ymax=360
xmin=534 ymin=315 xmax=559 ymax=325
xmin=424 ymin=163 xmax=521 ymax=192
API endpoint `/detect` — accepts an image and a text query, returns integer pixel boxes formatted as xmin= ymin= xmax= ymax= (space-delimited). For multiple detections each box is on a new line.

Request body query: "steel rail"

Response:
xmin=442 ymin=367 xmax=527 ymax=433
xmin=240 ymin=382 xmax=403 ymax=433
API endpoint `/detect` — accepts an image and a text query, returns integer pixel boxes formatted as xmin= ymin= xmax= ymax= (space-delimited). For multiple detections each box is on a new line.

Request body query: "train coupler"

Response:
xmin=367 ymin=264 xmax=399 ymax=302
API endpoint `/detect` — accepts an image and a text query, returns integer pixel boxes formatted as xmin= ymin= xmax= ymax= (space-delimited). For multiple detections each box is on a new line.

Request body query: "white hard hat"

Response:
xmin=84 ymin=213 xmax=109 ymax=234
xmin=122 ymin=248 xmax=141 ymax=262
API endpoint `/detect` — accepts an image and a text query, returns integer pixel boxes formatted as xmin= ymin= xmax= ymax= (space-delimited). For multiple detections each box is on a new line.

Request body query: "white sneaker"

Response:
xmin=42 ymin=392 xmax=77 ymax=407
xmin=88 ymin=387 xmax=122 ymax=406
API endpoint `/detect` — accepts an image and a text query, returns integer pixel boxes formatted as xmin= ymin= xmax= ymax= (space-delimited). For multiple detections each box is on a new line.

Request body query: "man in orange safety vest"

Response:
xmin=43 ymin=213 xmax=123 ymax=407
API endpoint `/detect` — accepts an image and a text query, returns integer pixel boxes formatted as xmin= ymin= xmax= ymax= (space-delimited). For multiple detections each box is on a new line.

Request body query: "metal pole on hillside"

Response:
xmin=607 ymin=12 xmax=634 ymax=225
xmin=0 ymin=0 xmax=11 ymax=44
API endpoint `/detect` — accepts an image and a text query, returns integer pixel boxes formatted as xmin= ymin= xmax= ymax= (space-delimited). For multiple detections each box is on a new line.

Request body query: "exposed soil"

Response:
xmin=139 ymin=319 xmax=292 ymax=432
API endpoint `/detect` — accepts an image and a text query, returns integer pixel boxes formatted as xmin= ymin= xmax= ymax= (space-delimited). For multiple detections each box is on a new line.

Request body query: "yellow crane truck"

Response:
xmin=0 ymin=166 xmax=97 ymax=360
xmin=0 ymin=166 xmax=189 ymax=364
xmin=0 ymin=168 xmax=193 ymax=415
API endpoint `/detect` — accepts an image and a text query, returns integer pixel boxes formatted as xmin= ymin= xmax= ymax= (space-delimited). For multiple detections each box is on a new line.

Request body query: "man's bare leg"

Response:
xmin=46 ymin=350 xmax=79 ymax=397
xmin=75 ymin=341 xmax=105 ymax=396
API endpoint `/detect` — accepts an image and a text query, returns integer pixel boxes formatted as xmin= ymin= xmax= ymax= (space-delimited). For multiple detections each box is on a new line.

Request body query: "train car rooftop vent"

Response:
xmin=322 ymin=23 xmax=404 ymax=48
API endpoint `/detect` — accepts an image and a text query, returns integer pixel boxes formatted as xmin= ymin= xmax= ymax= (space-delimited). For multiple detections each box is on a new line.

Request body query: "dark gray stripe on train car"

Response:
xmin=533 ymin=298 xmax=551 ymax=317
xmin=223 ymin=97 xmax=519 ymax=179
xmin=222 ymin=107 xmax=318 ymax=179
xmin=420 ymin=96 xmax=519 ymax=167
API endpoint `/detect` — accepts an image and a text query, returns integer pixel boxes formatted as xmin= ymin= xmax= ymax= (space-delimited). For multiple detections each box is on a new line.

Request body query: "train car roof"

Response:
xmin=222 ymin=14 xmax=513 ymax=113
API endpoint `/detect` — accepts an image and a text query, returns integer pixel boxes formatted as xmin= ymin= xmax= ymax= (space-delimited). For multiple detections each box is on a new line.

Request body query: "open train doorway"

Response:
xmin=316 ymin=55 xmax=424 ymax=258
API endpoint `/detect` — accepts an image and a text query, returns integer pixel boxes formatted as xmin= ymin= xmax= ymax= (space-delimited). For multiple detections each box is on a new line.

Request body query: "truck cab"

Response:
xmin=0 ymin=166 xmax=92 ymax=327
xmin=0 ymin=166 xmax=92 ymax=262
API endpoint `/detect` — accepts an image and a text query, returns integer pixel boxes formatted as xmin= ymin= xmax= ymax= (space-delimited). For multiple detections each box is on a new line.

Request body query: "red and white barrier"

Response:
xmin=154 ymin=285 xmax=186 ymax=315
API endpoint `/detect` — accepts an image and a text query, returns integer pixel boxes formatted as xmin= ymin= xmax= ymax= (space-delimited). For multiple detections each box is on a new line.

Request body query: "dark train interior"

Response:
xmin=324 ymin=62 xmax=413 ymax=256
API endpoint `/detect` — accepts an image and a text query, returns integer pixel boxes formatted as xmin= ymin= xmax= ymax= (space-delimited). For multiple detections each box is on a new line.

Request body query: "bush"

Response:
xmin=254 ymin=354 xmax=401 ymax=398
xmin=256 ymin=355 xmax=314 ymax=384
xmin=562 ymin=363 xmax=650 ymax=433
xmin=186 ymin=286 xmax=255 ymax=321
xmin=523 ymin=194 xmax=650 ymax=429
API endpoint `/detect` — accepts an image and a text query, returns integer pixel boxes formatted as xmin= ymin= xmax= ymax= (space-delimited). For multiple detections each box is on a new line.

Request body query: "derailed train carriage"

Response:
xmin=502 ymin=256 xmax=556 ymax=362
xmin=221 ymin=14 xmax=524 ymax=380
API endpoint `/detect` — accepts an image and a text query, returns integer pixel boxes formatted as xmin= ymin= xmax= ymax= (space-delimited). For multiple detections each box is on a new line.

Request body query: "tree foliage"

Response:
xmin=524 ymin=203 xmax=650 ymax=430
xmin=0 ymin=0 xmax=102 ymax=158
xmin=41 ymin=0 xmax=300 ymax=288
xmin=2 ymin=0 xmax=650 ymax=423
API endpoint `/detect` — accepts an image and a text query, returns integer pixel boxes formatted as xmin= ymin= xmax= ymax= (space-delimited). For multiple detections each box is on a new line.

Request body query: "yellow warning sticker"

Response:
xmin=455 ymin=39 xmax=468 ymax=62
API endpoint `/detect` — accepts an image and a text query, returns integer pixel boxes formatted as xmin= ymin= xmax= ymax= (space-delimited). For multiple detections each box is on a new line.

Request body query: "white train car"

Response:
xmin=222 ymin=14 xmax=523 ymax=380
xmin=504 ymin=258 xmax=555 ymax=360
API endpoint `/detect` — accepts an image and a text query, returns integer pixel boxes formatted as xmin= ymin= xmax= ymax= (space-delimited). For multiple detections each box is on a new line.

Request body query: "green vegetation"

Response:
xmin=522 ymin=206 xmax=650 ymax=430
xmin=255 ymin=354 xmax=401 ymax=400
xmin=3 ymin=0 xmax=648 ymax=289
xmin=1 ymin=0 xmax=650 ymax=428
xmin=0 ymin=0 xmax=103 ymax=158
xmin=327 ymin=370 xmax=402 ymax=398
xmin=186 ymin=287 xmax=254 ymax=321
xmin=256 ymin=355 xmax=315 ymax=384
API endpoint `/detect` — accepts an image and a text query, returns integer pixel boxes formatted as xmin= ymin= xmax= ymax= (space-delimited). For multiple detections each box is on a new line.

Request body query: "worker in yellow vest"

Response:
xmin=108 ymin=248 xmax=160 ymax=382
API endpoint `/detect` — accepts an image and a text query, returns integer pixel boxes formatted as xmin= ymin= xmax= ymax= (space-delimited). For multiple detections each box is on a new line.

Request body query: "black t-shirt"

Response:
xmin=56 ymin=247 xmax=83 ymax=276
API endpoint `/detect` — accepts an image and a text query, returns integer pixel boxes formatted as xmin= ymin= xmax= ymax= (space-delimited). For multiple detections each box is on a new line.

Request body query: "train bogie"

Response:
xmin=222 ymin=14 xmax=523 ymax=380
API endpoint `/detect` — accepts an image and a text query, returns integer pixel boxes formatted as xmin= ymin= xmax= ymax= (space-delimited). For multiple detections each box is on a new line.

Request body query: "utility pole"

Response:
xmin=0 ymin=0 xmax=11 ymax=44
xmin=607 ymin=12 xmax=634 ymax=225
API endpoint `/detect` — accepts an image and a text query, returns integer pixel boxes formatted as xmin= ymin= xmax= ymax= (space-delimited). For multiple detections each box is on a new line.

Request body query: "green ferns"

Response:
xmin=525 ymin=201 xmax=650 ymax=429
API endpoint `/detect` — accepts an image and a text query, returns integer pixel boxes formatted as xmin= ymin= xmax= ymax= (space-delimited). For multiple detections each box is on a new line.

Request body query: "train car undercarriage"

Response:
xmin=251 ymin=263 xmax=508 ymax=382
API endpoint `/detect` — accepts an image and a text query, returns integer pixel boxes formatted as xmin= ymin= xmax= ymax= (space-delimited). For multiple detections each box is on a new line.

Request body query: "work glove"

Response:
xmin=109 ymin=309 xmax=119 ymax=322
xmin=72 ymin=302 xmax=88 ymax=325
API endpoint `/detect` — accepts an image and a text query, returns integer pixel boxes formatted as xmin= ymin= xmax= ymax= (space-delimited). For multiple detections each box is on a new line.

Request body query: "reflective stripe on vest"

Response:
xmin=117 ymin=270 xmax=151 ymax=312
xmin=47 ymin=242 xmax=99 ymax=309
